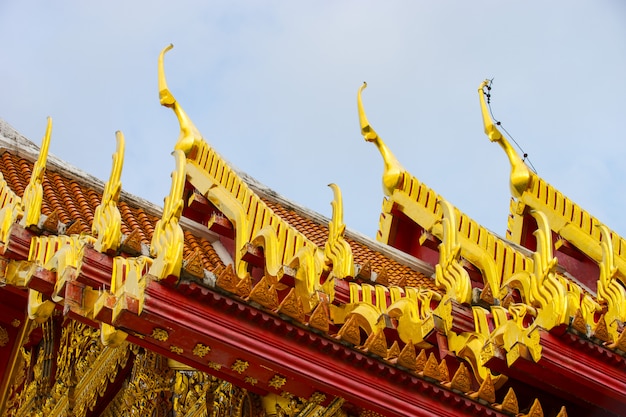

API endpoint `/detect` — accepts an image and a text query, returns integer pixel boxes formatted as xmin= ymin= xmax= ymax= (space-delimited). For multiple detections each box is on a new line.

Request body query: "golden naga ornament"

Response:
xmin=357 ymin=82 xmax=405 ymax=196
xmin=159 ymin=44 xmax=204 ymax=155
xmin=324 ymin=183 xmax=354 ymax=279
xmin=435 ymin=199 xmax=472 ymax=304
xmin=92 ymin=131 xmax=125 ymax=253
xmin=21 ymin=117 xmax=52 ymax=228
xmin=148 ymin=149 xmax=185 ymax=281
xmin=478 ymin=80 xmax=532 ymax=197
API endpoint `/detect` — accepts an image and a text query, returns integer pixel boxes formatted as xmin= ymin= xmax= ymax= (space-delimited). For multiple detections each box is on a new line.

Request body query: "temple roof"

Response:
xmin=1 ymin=50 xmax=625 ymax=416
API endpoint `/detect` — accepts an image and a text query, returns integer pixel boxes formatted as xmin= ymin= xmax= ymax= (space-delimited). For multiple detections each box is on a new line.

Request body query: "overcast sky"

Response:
xmin=1 ymin=2 xmax=625 ymax=240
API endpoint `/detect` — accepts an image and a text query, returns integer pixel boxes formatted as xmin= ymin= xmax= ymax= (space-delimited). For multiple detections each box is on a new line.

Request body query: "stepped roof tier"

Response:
xmin=0 ymin=46 xmax=624 ymax=417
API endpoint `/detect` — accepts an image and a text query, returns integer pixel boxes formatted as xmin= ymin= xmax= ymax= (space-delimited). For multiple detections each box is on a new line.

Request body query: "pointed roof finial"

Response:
xmin=158 ymin=44 xmax=203 ymax=154
xmin=21 ymin=117 xmax=52 ymax=228
xmin=358 ymin=82 xmax=405 ymax=196
xmin=478 ymin=80 xmax=532 ymax=197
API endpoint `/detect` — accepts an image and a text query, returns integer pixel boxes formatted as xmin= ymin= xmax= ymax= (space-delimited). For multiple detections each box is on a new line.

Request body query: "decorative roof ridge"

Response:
xmin=245 ymin=177 xmax=434 ymax=278
xmin=0 ymin=117 xmax=218 ymax=243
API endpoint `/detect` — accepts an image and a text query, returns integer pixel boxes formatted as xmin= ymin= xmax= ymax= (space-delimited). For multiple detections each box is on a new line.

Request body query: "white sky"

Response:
xmin=1 ymin=2 xmax=625 ymax=239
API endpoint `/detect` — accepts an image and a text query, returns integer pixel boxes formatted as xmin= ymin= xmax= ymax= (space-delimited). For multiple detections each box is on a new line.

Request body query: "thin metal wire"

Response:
xmin=484 ymin=79 xmax=538 ymax=174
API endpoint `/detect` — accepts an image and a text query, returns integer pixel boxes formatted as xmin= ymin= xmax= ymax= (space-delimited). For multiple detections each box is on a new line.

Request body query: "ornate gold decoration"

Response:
xmin=41 ymin=209 xmax=59 ymax=233
xmin=11 ymin=318 xmax=20 ymax=327
xmin=151 ymin=328 xmax=169 ymax=341
xmin=308 ymin=300 xmax=330 ymax=333
xmin=66 ymin=218 xmax=85 ymax=235
xmin=596 ymin=225 xmax=626 ymax=342
xmin=92 ymin=130 xmax=124 ymax=253
xmin=387 ymin=290 xmax=437 ymax=348
xmin=607 ymin=328 xmax=626 ymax=351
xmin=470 ymin=372 xmax=496 ymax=404
xmin=478 ymin=80 xmax=532 ymax=198
xmin=120 ymin=349 xmax=175 ymax=416
xmin=268 ymin=375 xmax=287 ymax=389
xmin=21 ymin=117 xmax=52 ymax=228
xmin=159 ymin=44 xmax=202 ymax=155
xmin=120 ymin=228 xmax=143 ymax=255
xmin=336 ymin=315 xmax=361 ymax=345
xmin=208 ymin=361 xmax=222 ymax=370
xmin=357 ymin=82 xmax=405 ymax=196
xmin=245 ymin=376 xmax=258 ymax=386
xmin=0 ymin=170 xmax=22 ymax=246
xmin=310 ymin=392 xmax=326 ymax=404
xmin=556 ymin=406 xmax=568 ymax=417
xmin=415 ymin=349 xmax=427 ymax=373
xmin=193 ymin=343 xmax=211 ymax=358
xmin=386 ymin=340 xmax=400 ymax=360
xmin=375 ymin=267 xmax=389 ymax=287
xmin=323 ymin=184 xmax=354 ymax=279
xmin=435 ymin=200 xmax=472 ymax=304
xmin=362 ymin=329 xmax=388 ymax=357
xmin=231 ymin=359 xmax=249 ymax=374
xmin=216 ymin=264 xmax=239 ymax=293
xmin=496 ymin=387 xmax=519 ymax=414
xmin=423 ymin=353 xmax=441 ymax=381
xmin=249 ymin=276 xmax=279 ymax=310
xmin=172 ymin=370 xmax=216 ymax=416
xmin=438 ymin=359 xmax=450 ymax=383
xmin=396 ymin=342 xmax=417 ymax=370
xmin=0 ymin=326 xmax=8 ymax=347
xmin=449 ymin=363 xmax=471 ymax=393
xmin=148 ymin=149 xmax=185 ymax=281
xmin=522 ymin=398 xmax=544 ymax=417
xmin=183 ymin=248 xmax=205 ymax=279
xmin=277 ymin=288 xmax=305 ymax=322
xmin=235 ymin=273 xmax=252 ymax=298
xmin=504 ymin=210 xmax=568 ymax=331
xmin=592 ymin=314 xmax=610 ymax=342
xmin=170 ymin=345 xmax=183 ymax=354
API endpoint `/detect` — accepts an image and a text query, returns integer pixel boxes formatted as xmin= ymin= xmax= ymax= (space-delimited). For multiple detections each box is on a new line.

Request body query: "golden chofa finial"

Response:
xmin=158 ymin=44 xmax=203 ymax=154
xmin=358 ymin=82 xmax=405 ymax=196
xmin=324 ymin=183 xmax=354 ymax=279
xmin=21 ymin=117 xmax=52 ymax=228
xmin=92 ymin=131 xmax=125 ymax=253
xmin=478 ymin=80 xmax=532 ymax=198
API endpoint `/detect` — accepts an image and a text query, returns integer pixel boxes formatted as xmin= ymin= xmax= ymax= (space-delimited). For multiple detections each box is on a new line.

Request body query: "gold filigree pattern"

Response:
xmin=151 ymin=328 xmax=169 ymax=342
xmin=268 ymin=375 xmax=287 ymax=389
xmin=231 ymin=359 xmax=249 ymax=374
xmin=0 ymin=325 xmax=8 ymax=347
xmin=192 ymin=343 xmax=211 ymax=358
xmin=170 ymin=345 xmax=183 ymax=354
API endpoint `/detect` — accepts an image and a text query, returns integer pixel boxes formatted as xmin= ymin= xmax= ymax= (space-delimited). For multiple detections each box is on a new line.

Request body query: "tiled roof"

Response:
xmin=0 ymin=151 xmax=224 ymax=272
xmin=0 ymin=148 xmax=434 ymax=291
xmin=263 ymin=198 xmax=437 ymax=290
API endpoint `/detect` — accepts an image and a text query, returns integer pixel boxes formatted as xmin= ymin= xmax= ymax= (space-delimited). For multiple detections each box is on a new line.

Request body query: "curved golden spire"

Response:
xmin=158 ymin=44 xmax=202 ymax=154
xmin=21 ymin=117 xmax=52 ymax=228
xmin=358 ymin=83 xmax=405 ymax=196
xmin=324 ymin=183 xmax=354 ymax=279
xmin=92 ymin=131 xmax=125 ymax=253
xmin=478 ymin=80 xmax=532 ymax=197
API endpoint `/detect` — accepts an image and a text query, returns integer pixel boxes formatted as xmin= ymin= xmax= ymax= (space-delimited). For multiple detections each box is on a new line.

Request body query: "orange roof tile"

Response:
xmin=263 ymin=198 xmax=437 ymax=291
xmin=0 ymin=151 xmax=224 ymax=273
